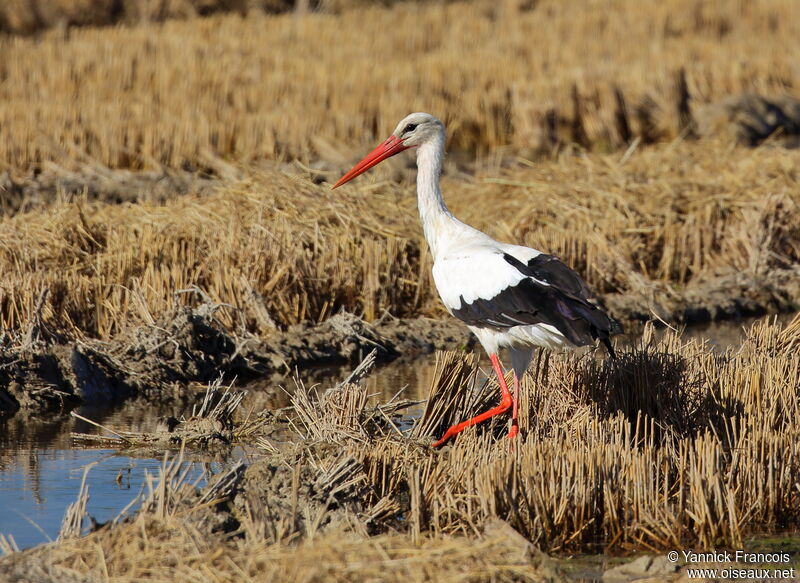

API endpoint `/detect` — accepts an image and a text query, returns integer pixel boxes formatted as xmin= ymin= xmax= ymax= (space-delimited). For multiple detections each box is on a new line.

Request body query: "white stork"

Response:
xmin=332 ymin=112 xmax=621 ymax=446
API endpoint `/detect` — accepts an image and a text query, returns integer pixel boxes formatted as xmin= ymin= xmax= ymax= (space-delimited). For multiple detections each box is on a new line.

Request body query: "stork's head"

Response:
xmin=332 ymin=112 xmax=443 ymax=189
xmin=391 ymin=112 xmax=443 ymax=148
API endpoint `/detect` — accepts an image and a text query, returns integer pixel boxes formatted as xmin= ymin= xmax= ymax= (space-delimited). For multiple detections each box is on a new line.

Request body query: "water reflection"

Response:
xmin=0 ymin=398 xmax=225 ymax=550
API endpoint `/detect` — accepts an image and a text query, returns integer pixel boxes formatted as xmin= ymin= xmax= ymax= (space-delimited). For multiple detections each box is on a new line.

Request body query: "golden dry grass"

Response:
xmin=2 ymin=317 xmax=800 ymax=581
xmin=417 ymin=339 xmax=800 ymax=550
xmin=2 ymin=0 xmax=800 ymax=339
xmin=256 ymin=315 xmax=800 ymax=552
xmin=1 ymin=0 xmax=800 ymax=171
xmin=3 ymin=1 xmax=800 ymax=579
xmin=318 ymin=317 xmax=800 ymax=552
xmin=5 ymin=517 xmax=562 ymax=582
xmin=2 ymin=141 xmax=799 ymax=339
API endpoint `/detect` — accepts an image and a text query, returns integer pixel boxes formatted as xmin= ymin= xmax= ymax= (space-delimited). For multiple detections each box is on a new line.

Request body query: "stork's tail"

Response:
xmin=598 ymin=315 xmax=623 ymax=359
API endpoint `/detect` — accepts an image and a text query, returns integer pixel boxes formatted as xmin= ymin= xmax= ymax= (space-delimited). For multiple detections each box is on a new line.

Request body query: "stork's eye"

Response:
xmin=403 ymin=123 xmax=418 ymax=134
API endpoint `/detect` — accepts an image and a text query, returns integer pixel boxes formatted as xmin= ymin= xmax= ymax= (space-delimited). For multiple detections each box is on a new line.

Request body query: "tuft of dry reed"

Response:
xmin=1 ymin=0 xmax=800 ymax=171
xmin=70 ymin=376 xmax=266 ymax=449
xmin=380 ymin=317 xmax=800 ymax=552
xmin=57 ymin=463 xmax=94 ymax=540
xmin=291 ymin=349 xmax=421 ymax=444
xmin=0 ymin=166 xmax=428 ymax=337
xmin=278 ymin=316 xmax=800 ymax=552
xmin=0 ymin=534 xmax=18 ymax=557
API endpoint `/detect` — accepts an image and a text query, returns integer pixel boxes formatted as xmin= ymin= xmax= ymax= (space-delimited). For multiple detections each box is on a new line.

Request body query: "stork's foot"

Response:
xmin=507 ymin=422 xmax=519 ymax=439
xmin=432 ymin=353 xmax=513 ymax=448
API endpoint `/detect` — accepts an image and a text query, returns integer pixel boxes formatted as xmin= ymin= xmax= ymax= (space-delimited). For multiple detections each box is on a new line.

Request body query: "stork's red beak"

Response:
xmin=332 ymin=135 xmax=411 ymax=189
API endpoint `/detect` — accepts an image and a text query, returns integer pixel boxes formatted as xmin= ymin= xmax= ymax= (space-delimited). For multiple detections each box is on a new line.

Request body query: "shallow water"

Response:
xmin=0 ymin=448 xmax=224 ymax=549
xmin=0 ymin=315 xmax=793 ymax=550
xmin=0 ymin=400 xmax=231 ymax=549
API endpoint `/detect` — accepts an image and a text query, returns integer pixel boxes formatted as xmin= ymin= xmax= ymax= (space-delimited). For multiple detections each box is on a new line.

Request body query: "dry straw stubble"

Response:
xmin=346 ymin=317 xmax=800 ymax=552
xmin=3 ymin=141 xmax=800 ymax=341
xmin=3 ymin=316 xmax=800 ymax=582
xmin=1 ymin=0 xmax=800 ymax=171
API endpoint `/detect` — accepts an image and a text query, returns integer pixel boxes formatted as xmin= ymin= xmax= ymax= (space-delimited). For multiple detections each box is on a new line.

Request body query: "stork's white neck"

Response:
xmin=415 ymin=131 xmax=455 ymax=258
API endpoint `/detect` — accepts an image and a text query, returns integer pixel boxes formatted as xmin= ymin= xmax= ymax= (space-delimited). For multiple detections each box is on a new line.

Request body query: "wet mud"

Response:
xmin=606 ymin=266 xmax=800 ymax=324
xmin=0 ymin=165 xmax=219 ymax=217
xmin=0 ymin=302 xmax=472 ymax=420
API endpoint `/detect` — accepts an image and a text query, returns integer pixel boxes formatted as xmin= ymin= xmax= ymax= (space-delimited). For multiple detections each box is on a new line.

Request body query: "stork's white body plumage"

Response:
xmin=333 ymin=112 xmax=620 ymax=446
xmin=413 ymin=118 xmax=571 ymax=364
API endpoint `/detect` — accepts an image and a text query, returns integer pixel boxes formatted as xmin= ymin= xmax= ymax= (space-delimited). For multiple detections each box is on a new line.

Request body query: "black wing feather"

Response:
xmin=452 ymin=252 xmax=622 ymax=357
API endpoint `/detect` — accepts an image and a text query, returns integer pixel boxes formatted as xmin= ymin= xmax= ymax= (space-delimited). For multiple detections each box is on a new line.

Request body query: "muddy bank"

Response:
xmin=0 ymin=303 xmax=471 ymax=419
xmin=0 ymin=164 xmax=219 ymax=217
xmin=607 ymin=266 xmax=800 ymax=324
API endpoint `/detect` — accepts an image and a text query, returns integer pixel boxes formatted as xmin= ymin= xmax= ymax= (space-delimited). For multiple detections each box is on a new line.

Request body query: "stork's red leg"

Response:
xmin=432 ymin=353 xmax=512 ymax=447
xmin=508 ymin=374 xmax=520 ymax=439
